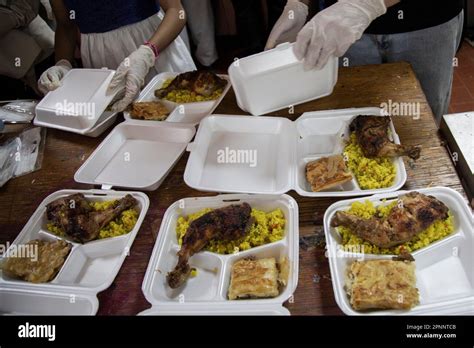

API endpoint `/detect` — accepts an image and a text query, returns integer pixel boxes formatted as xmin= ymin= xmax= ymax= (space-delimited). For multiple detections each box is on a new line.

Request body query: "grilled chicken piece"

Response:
xmin=167 ymin=203 xmax=253 ymax=289
xmin=331 ymin=192 xmax=449 ymax=248
xmin=349 ymin=115 xmax=421 ymax=160
xmin=46 ymin=193 xmax=138 ymax=243
xmin=155 ymin=71 xmax=226 ymax=99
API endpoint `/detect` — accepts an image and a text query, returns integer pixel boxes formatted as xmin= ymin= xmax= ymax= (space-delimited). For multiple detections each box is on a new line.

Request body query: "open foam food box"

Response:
xmin=228 ymin=43 xmax=338 ymax=116
xmin=1 ymin=117 xmax=197 ymax=314
xmin=0 ymin=189 xmax=149 ymax=315
xmin=75 ymin=120 xmax=196 ymax=191
xmin=184 ymin=107 xmax=407 ymax=197
xmin=324 ymin=187 xmax=474 ymax=315
xmin=34 ymin=69 xmax=119 ymax=137
xmin=123 ymin=71 xmax=231 ymax=126
xmin=139 ymin=194 xmax=299 ymax=315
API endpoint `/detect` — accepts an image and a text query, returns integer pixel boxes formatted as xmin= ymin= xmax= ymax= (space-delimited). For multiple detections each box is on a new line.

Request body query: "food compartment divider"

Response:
xmin=324 ymin=187 xmax=474 ymax=315
xmin=218 ymin=241 xmax=289 ymax=301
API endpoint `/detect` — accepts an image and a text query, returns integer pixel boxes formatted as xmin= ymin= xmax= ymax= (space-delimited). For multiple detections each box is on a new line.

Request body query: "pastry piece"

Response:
xmin=345 ymin=259 xmax=419 ymax=311
xmin=2 ymin=239 xmax=72 ymax=283
xmin=228 ymin=258 xmax=279 ymax=300
xmin=130 ymin=101 xmax=169 ymax=121
xmin=306 ymin=155 xmax=353 ymax=192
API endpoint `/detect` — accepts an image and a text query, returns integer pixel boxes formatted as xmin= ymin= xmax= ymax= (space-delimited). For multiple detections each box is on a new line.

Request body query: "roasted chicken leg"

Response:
xmin=331 ymin=192 xmax=449 ymax=248
xmin=167 ymin=203 xmax=253 ymax=289
xmin=349 ymin=115 xmax=421 ymax=160
xmin=155 ymin=71 xmax=226 ymax=99
xmin=46 ymin=193 xmax=138 ymax=243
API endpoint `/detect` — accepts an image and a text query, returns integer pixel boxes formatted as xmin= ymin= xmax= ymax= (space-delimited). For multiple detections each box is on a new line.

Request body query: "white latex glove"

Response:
xmin=265 ymin=0 xmax=309 ymax=50
xmin=107 ymin=45 xmax=156 ymax=112
xmin=294 ymin=0 xmax=387 ymax=70
xmin=37 ymin=59 xmax=72 ymax=95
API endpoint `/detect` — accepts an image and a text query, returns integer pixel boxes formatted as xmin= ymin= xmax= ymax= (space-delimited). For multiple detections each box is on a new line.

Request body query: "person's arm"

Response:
xmin=50 ymin=0 xmax=77 ymax=64
xmin=107 ymin=0 xmax=190 ymax=112
xmin=294 ymin=0 xmax=400 ymax=70
xmin=297 ymin=0 xmax=399 ymax=7
xmin=385 ymin=0 xmax=400 ymax=7
xmin=147 ymin=0 xmax=186 ymax=53
xmin=0 ymin=0 xmax=39 ymax=38
xmin=37 ymin=0 xmax=75 ymax=94
xmin=0 ymin=11 xmax=18 ymax=38
xmin=265 ymin=0 xmax=309 ymax=50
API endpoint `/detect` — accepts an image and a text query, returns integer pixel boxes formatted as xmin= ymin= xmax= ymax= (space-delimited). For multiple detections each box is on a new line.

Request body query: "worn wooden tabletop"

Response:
xmin=0 ymin=62 xmax=466 ymax=315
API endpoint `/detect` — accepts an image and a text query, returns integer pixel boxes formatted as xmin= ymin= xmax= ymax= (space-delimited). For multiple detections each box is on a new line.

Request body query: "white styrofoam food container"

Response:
xmin=123 ymin=72 xmax=231 ymax=126
xmin=140 ymin=194 xmax=299 ymax=315
xmin=75 ymin=120 xmax=196 ymax=191
xmin=228 ymin=43 xmax=338 ymax=116
xmin=34 ymin=69 xmax=118 ymax=136
xmin=324 ymin=187 xmax=474 ymax=315
xmin=184 ymin=107 xmax=407 ymax=197
xmin=0 ymin=189 xmax=149 ymax=315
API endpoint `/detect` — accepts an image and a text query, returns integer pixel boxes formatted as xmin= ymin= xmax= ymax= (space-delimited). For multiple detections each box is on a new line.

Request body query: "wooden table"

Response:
xmin=0 ymin=62 xmax=466 ymax=315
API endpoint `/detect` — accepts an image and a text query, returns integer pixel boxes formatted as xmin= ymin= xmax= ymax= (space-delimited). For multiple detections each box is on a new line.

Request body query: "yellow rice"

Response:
xmin=176 ymin=208 xmax=285 ymax=254
xmin=344 ymin=133 xmax=396 ymax=189
xmin=47 ymin=200 xmax=138 ymax=240
xmin=159 ymin=78 xmax=223 ymax=103
xmin=337 ymin=200 xmax=454 ymax=255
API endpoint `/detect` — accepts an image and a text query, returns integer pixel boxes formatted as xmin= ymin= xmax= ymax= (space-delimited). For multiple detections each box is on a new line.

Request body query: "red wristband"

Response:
xmin=145 ymin=41 xmax=159 ymax=58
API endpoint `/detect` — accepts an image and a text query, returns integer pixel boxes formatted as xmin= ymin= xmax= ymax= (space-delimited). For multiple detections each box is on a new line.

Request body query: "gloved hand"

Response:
xmin=107 ymin=45 xmax=156 ymax=112
xmin=37 ymin=59 xmax=72 ymax=95
xmin=265 ymin=0 xmax=309 ymax=50
xmin=294 ymin=0 xmax=387 ymax=70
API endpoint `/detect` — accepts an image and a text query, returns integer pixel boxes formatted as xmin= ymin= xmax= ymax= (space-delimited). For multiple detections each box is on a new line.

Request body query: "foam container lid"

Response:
xmin=324 ymin=187 xmax=474 ymax=315
xmin=184 ymin=107 xmax=407 ymax=197
xmin=0 ymin=189 xmax=149 ymax=315
xmin=228 ymin=43 xmax=338 ymax=116
xmin=34 ymin=69 xmax=118 ymax=136
xmin=75 ymin=120 xmax=196 ymax=191
xmin=139 ymin=194 xmax=299 ymax=315
xmin=123 ymin=72 xmax=231 ymax=126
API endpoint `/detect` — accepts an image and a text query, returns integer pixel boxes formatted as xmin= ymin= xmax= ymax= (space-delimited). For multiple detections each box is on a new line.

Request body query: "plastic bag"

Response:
xmin=0 ymin=100 xmax=37 ymax=123
xmin=0 ymin=137 xmax=21 ymax=187
xmin=0 ymin=127 xmax=45 ymax=187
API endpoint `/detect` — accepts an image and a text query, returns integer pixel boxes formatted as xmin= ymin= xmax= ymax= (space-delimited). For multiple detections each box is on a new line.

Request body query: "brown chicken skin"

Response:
xmin=46 ymin=193 xmax=138 ymax=243
xmin=155 ymin=71 xmax=226 ymax=99
xmin=331 ymin=192 xmax=449 ymax=248
xmin=349 ymin=115 xmax=421 ymax=160
xmin=167 ymin=203 xmax=253 ymax=289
